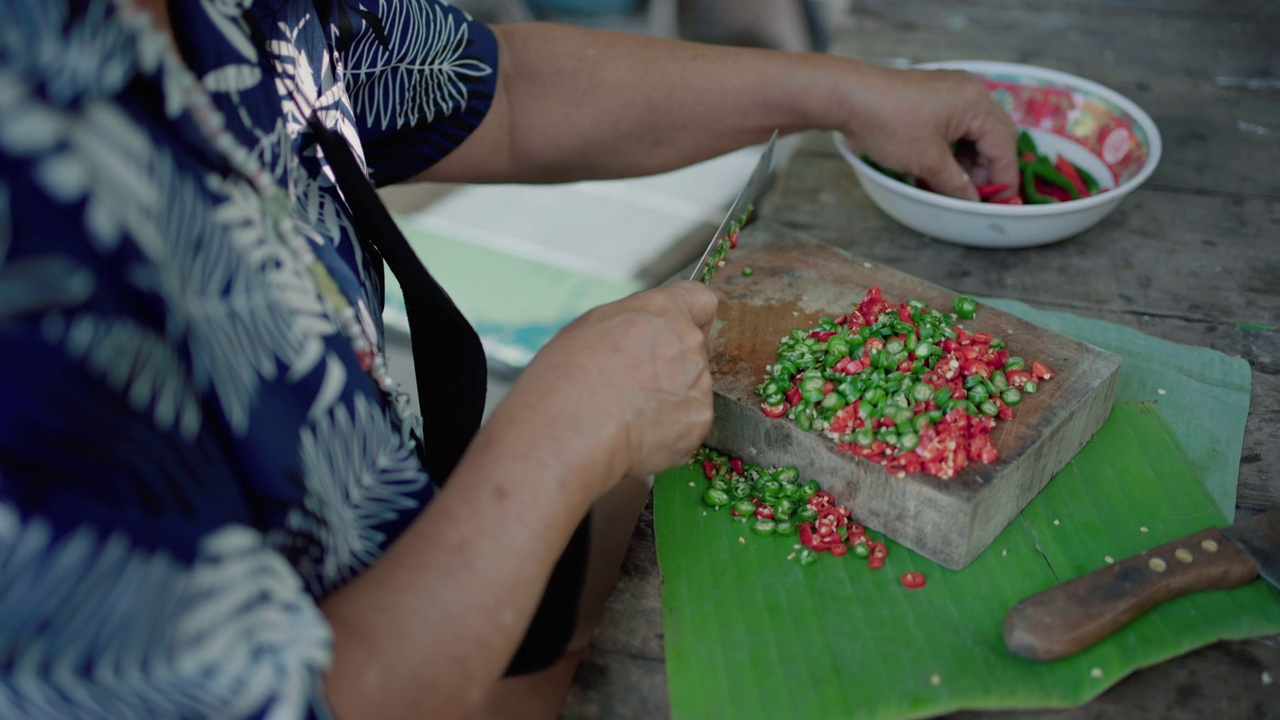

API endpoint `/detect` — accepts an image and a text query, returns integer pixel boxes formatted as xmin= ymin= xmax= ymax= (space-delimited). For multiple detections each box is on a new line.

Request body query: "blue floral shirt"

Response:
xmin=0 ymin=0 xmax=497 ymax=716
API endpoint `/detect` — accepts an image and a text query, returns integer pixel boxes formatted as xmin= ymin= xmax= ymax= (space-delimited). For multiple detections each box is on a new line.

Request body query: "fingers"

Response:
xmin=660 ymin=280 xmax=719 ymax=335
xmin=969 ymin=114 xmax=1021 ymax=194
xmin=916 ymin=77 xmax=1018 ymax=202
xmin=918 ymin=153 xmax=979 ymax=202
xmin=845 ymin=65 xmax=1020 ymax=204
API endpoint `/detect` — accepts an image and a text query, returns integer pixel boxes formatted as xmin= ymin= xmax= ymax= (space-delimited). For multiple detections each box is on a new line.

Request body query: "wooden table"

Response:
xmin=563 ymin=1 xmax=1280 ymax=716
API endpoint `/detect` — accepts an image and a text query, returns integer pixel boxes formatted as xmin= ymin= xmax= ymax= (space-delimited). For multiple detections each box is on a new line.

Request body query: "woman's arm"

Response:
xmin=319 ymin=281 xmax=718 ymax=720
xmin=420 ymin=22 xmax=1018 ymax=201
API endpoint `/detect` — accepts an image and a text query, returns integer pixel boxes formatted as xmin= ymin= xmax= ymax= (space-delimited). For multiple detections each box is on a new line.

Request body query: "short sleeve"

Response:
xmin=335 ymin=0 xmax=500 ymax=186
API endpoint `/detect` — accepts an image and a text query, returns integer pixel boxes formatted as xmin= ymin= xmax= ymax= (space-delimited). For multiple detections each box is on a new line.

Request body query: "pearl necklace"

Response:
xmin=112 ymin=0 xmax=425 ymax=444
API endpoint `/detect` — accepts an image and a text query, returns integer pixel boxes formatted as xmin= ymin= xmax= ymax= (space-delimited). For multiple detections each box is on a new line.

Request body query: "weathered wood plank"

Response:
xmin=770 ymin=144 xmax=1279 ymax=326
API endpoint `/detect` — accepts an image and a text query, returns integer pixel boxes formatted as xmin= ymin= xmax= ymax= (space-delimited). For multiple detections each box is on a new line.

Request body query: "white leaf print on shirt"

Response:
xmin=282 ymin=392 xmax=428 ymax=596
xmin=0 ymin=0 xmax=136 ymax=105
xmin=0 ymin=183 xmax=96 ymax=320
xmin=43 ymin=312 xmax=204 ymax=441
xmin=0 ymin=505 xmax=332 ymax=720
xmin=1 ymin=57 xmax=336 ymax=436
xmin=343 ymin=0 xmax=494 ymax=132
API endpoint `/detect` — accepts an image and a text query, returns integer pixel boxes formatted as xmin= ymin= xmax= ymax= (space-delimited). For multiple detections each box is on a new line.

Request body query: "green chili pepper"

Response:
xmin=751 ymin=519 xmax=777 ymax=536
xmin=1077 ymin=165 xmax=1100 ymax=194
xmin=953 ymin=294 xmax=978 ymax=320
xmin=702 ymin=487 xmax=731 ymax=508
xmin=1017 ymin=130 xmax=1039 ymax=157
xmin=1023 ymin=165 xmax=1058 ymax=204
xmin=853 ymin=426 xmax=875 ymax=447
xmin=1030 ymin=162 xmax=1082 ymax=199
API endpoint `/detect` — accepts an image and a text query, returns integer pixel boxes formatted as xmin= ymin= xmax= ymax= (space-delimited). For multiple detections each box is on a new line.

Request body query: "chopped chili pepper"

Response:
xmin=901 ymin=571 xmax=927 ymax=589
xmin=760 ymin=401 xmax=788 ymax=418
xmin=1031 ymin=361 xmax=1055 ymax=380
xmin=754 ymin=287 xmax=1053 ymax=480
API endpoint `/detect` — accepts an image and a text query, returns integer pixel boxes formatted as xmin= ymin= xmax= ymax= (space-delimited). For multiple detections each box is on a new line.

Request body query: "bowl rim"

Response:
xmin=837 ymin=60 xmax=1163 ymax=217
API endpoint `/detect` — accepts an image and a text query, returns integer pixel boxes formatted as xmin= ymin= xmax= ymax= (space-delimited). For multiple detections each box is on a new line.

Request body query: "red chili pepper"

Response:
xmin=760 ymin=402 xmax=788 ymax=418
xmin=702 ymin=460 xmax=718 ymax=479
xmin=784 ymin=387 xmax=802 ymax=405
xmin=1053 ymin=156 xmax=1091 ymax=198
xmin=960 ymin=358 xmax=991 ymax=378
xmin=1006 ymin=369 xmax=1033 ymax=387
xmin=975 ymin=182 xmax=1010 ymax=200
xmin=1031 ymin=361 xmax=1055 ymax=380
xmin=729 ymin=458 xmax=744 ymax=475
xmin=830 ymin=542 xmax=849 ymax=557
xmin=798 ymin=522 xmax=834 ymax=551
xmin=809 ymin=330 xmax=837 ymax=342
xmin=728 ymin=228 xmax=740 ymax=249
xmin=901 ymin=571 xmax=927 ymax=589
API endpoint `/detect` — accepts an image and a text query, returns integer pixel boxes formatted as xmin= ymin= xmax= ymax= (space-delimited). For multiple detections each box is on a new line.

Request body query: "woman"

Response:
xmin=0 ymin=1 xmax=1017 ymax=717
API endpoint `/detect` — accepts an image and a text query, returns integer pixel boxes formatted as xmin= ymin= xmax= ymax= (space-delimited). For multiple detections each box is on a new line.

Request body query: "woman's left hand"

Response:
xmin=838 ymin=65 xmax=1020 ymax=202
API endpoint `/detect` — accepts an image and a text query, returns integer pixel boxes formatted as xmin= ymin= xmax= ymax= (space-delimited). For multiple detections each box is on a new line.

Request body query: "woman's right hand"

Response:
xmin=499 ymin=280 xmax=719 ymax=498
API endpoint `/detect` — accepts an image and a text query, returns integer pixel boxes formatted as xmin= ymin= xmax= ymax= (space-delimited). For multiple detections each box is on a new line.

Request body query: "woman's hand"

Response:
xmin=838 ymin=65 xmax=1020 ymax=202
xmin=504 ymin=280 xmax=719 ymax=497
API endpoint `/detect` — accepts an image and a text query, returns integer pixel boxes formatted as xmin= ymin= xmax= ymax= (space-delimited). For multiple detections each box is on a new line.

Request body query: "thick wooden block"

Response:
xmin=703 ymin=234 xmax=1120 ymax=569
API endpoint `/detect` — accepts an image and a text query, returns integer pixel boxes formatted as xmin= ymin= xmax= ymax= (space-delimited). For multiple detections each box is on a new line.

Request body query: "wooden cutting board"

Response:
xmin=702 ymin=232 xmax=1121 ymax=570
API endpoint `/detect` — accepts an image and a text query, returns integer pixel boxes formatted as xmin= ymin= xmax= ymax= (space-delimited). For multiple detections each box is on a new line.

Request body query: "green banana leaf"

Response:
xmin=979 ymin=297 xmax=1252 ymax=520
xmin=656 ymin=403 xmax=1280 ymax=719
xmin=656 ymin=306 xmax=1273 ymax=719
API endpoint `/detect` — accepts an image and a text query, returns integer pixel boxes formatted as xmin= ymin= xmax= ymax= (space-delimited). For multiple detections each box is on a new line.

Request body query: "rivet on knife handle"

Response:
xmin=1002 ymin=526 xmax=1259 ymax=661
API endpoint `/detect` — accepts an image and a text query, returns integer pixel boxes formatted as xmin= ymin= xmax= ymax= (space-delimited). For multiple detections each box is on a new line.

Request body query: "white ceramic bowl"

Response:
xmin=835 ymin=60 xmax=1162 ymax=248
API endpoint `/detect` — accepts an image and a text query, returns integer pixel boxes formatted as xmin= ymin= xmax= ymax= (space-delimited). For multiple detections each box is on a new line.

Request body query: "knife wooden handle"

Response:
xmin=1002 ymin=527 xmax=1259 ymax=661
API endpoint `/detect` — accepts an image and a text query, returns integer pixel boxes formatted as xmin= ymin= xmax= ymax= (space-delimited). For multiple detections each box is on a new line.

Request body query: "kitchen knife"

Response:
xmin=1003 ymin=509 xmax=1280 ymax=661
xmin=691 ymin=130 xmax=779 ymax=285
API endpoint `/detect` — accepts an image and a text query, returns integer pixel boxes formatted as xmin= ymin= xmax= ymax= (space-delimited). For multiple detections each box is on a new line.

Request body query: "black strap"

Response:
xmin=310 ymin=117 xmax=586 ymax=676
xmin=309 ymin=117 xmax=487 ymax=484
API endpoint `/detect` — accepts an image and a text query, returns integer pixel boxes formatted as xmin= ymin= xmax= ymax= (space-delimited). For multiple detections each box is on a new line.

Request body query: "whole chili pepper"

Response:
xmin=1029 ymin=161 xmax=1082 ymax=200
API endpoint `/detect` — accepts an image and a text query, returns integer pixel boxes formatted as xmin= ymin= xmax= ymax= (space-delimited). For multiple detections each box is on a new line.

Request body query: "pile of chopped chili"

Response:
xmin=695 ymin=205 xmax=753 ymax=284
xmin=755 ymin=286 xmax=1053 ymax=479
xmin=863 ymin=130 xmax=1103 ymax=205
xmin=691 ymin=446 xmax=889 ymax=569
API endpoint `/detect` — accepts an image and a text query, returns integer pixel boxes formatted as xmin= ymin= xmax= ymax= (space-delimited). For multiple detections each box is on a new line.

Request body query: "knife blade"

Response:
xmin=691 ymin=130 xmax=779 ymax=284
xmin=1003 ymin=509 xmax=1280 ymax=661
